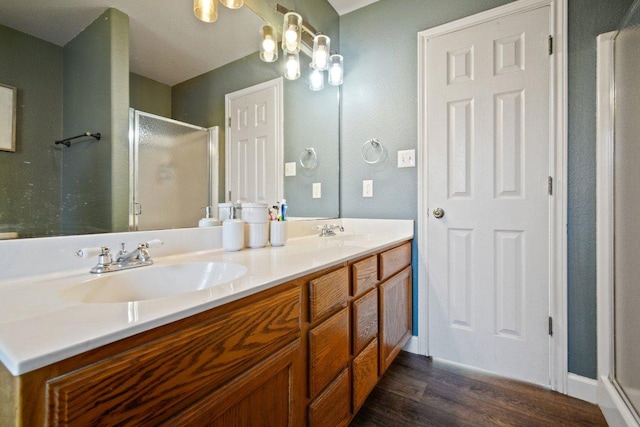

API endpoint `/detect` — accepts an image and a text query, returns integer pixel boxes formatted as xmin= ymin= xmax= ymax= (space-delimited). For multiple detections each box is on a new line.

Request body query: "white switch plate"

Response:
xmin=363 ymin=180 xmax=373 ymax=198
xmin=312 ymin=182 xmax=321 ymax=199
xmin=285 ymin=162 xmax=296 ymax=176
xmin=398 ymin=149 xmax=416 ymax=168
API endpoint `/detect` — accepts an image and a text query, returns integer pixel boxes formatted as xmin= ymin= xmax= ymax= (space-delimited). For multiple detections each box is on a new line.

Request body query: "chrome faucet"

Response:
xmin=317 ymin=224 xmax=344 ymax=237
xmin=76 ymin=239 xmax=163 ymax=274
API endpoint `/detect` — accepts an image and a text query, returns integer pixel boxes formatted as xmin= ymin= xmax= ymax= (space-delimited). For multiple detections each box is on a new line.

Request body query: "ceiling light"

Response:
xmin=312 ymin=34 xmax=330 ymax=71
xmin=260 ymin=24 xmax=278 ymax=63
xmin=282 ymin=12 xmax=302 ymax=53
xmin=309 ymin=64 xmax=324 ymax=91
xmin=219 ymin=0 xmax=243 ymax=9
xmin=194 ymin=0 xmax=218 ymax=23
xmin=328 ymin=54 xmax=344 ymax=86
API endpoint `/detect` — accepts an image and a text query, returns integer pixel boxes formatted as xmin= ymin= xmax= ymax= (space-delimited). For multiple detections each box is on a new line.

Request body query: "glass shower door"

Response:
xmin=130 ymin=110 xmax=215 ymax=231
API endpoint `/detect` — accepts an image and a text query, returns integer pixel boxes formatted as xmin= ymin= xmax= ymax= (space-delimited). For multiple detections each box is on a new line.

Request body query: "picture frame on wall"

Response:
xmin=0 ymin=83 xmax=17 ymax=152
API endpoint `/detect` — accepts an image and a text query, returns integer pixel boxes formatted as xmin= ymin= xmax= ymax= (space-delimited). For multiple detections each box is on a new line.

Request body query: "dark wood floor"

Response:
xmin=351 ymin=351 xmax=607 ymax=427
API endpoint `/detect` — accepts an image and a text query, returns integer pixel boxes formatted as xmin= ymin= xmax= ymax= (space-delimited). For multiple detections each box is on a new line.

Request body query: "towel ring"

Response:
xmin=362 ymin=138 xmax=385 ymax=164
xmin=299 ymin=147 xmax=318 ymax=170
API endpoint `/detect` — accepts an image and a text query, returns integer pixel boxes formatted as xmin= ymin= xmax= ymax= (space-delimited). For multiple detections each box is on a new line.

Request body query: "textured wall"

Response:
xmin=130 ymin=73 xmax=172 ymax=118
xmin=0 ymin=25 xmax=63 ymax=237
xmin=340 ymin=0 xmax=632 ymax=379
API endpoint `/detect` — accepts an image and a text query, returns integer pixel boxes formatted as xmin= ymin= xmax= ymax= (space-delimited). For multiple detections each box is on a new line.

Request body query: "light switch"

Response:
xmin=398 ymin=149 xmax=416 ymax=168
xmin=285 ymin=162 xmax=296 ymax=176
xmin=363 ymin=180 xmax=373 ymax=198
xmin=313 ymin=182 xmax=322 ymax=199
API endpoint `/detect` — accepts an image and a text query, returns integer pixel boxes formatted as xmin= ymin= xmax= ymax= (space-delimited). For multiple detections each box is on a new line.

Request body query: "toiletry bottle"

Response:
xmin=199 ymin=206 xmax=220 ymax=227
xmin=223 ymin=206 xmax=245 ymax=251
xmin=279 ymin=199 xmax=287 ymax=221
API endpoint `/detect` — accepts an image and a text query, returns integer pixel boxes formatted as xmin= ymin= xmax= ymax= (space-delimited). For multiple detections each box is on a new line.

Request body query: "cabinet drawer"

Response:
xmin=352 ymin=255 xmax=378 ymax=297
xmin=353 ymin=338 xmax=378 ymax=412
xmin=309 ymin=266 xmax=349 ymax=322
xmin=46 ymin=287 xmax=301 ymax=426
xmin=352 ymin=288 xmax=378 ymax=355
xmin=379 ymin=242 xmax=411 ymax=281
xmin=309 ymin=307 xmax=349 ymax=398
xmin=308 ymin=368 xmax=350 ymax=427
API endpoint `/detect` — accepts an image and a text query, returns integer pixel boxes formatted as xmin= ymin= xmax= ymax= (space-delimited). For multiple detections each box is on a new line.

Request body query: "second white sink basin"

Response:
xmin=59 ymin=262 xmax=248 ymax=304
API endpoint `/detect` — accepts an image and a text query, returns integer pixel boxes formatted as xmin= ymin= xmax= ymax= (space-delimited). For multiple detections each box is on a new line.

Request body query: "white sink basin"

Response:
xmin=59 ymin=262 xmax=248 ymax=304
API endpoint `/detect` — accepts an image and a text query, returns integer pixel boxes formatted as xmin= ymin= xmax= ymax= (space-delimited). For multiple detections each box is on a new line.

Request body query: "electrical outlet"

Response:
xmin=313 ymin=182 xmax=322 ymax=199
xmin=285 ymin=162 xmax=296 ymax=176
xmin=398 ymin=149 xmax=416 ymax=168
xmin=363 ymin=180 xmax=373 ymax=198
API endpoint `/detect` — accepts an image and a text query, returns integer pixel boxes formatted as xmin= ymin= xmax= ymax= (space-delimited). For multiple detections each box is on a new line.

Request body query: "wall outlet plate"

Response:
xmin=398 ymin=149 xmax=416 ymax=168
xmin=285 ymin=162 xmax=296 ymax=176
xmin=363 ymin=180 xmax=373 ymax=198
xmin=313 ymin=182 xmax=321 ymax=199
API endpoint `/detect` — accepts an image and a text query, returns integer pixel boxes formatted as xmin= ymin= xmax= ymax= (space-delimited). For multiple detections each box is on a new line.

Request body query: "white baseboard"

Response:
xmin=403 ymin=335 xmax=419 ymax=354
xmin=567 ymin=373 xmax=598 ymax=403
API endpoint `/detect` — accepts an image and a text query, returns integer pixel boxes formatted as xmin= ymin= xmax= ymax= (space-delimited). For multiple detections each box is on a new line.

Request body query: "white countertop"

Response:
xmin=0 ymin=219 xmax=413 ymax=376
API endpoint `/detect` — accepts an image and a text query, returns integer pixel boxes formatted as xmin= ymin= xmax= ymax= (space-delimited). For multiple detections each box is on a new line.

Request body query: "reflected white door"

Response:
xmin=225 ymin=78 xmax=283 ymax=205
xmin=425 ymin=6 xmax=551 ymax=385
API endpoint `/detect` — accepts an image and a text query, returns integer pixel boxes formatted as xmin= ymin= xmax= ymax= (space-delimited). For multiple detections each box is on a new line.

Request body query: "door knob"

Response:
xmin=433 ymin=207 xmax=445 ymax=219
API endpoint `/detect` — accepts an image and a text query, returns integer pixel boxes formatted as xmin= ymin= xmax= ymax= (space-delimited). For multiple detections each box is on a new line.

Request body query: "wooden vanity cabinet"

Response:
xmin=0 ymin=240 xmax=412 ymax=427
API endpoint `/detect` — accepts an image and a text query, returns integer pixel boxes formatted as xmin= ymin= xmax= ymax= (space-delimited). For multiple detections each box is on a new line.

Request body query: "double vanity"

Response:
xmin=0 ymin=218 xmax=413 ymax=426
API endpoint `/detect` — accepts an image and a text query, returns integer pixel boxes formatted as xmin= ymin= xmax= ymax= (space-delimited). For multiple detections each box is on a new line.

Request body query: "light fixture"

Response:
xmin=194 ymin=0 xmax=218 ymax=23
xmin=282 ymin=12 xmax=302 ymax=53
xmin=309 ymin=64 xmax=324 ymax=91
xmin=284 ymin=51 xmax=300 ymax=80
xmin=311 ymin=34 xmax=330 ymax=71
xmin=260 ymin=24 xmax=278 ymax=63
xmin=328 ymin=54 xmax=344 ymax=86
xmin=219 ymin=0 xmax=243 ymax=8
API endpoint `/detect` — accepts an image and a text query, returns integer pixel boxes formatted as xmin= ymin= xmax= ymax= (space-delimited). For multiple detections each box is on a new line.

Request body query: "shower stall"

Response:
xmin=129 ymin=109 xmax=218 ymax=231
xmin=597 ymin=1 xmax=640 ymax=425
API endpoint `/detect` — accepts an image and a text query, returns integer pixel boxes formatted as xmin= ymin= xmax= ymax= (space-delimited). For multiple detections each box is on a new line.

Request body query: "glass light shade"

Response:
xmin=282 ymin=12 xmax=302 ymax=53
xmin=312 ymin=34 xmax=330 ymax=71
xmin=309 ymin=65 xmax=324 ymax=91
xmin=328 ymin=54 xmax=344 ymax=86
xmin=260 ymin=24 xmax=278 ymax=63
xmin=219 ymin=0 xmax=243 ymax=8
xmin=284 ymin=51 xmax=301 ymax=80
xmin=194 ymin=0 xmax=218 ymax=23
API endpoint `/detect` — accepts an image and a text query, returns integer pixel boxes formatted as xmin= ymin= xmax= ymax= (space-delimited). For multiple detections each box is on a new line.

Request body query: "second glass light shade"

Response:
xmin=312 ymin=35 xmax=330 ymax=71
xmin=328 ymin=54 xmax=344 ymax=86
xmin=219 ymin=0 xmax=243 ymax=8
xmin=309 ymin=65 xmax=324 ymax=91
xmin=260 ymin=24 xmax=278 ymax=63
xmin=284 ymin=51 xmax=301 ymax=80
xmin=282 ymin=12 xmax=302 ymax=53
xmin=194 ymin=0 xmax=218 ymax=22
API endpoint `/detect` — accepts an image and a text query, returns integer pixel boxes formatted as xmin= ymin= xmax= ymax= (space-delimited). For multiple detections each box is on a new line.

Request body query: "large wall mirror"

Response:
xmin=0 ymin=0 xmax=340 ymax=239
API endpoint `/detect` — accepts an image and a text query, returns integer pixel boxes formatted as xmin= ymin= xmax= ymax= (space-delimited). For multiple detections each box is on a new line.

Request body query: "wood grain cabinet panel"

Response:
xmin=352 ymin=255 xmax=378 ymax=297
xmin=379 ymin=266 xmax=412 ymax=375
xmin=352 ymin=288 xmax=378 ymax=355
xmin=352 ymin=338 xmax=379 ymax=412
xmin=309 ymin=267 xmax=349 ymax=322
xmin=379 ymin=242 xmax=411 ymax=281
xmin=46 ymin=287 xmax=301 ymax=426
xmin=308 ymin=368 xmax=350 ymax=427
xmin=309 ymin=307 xmax=349 ymax=398
xmin=165 ymin=340 xmax=301 ymax=427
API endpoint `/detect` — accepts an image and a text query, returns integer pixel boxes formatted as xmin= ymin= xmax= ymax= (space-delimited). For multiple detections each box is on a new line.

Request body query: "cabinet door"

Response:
xmin=379 ymin=266 xmax=412 ymax=375
xmin=166 ymin=340 xmax=302 ymax=426
xmin=352 ymin=338 xmax=378 ymax=412
xmin=352 ymin=288 xmax=378 ymax=355
xmin=309 ymin=307 xmax=349 ymax=397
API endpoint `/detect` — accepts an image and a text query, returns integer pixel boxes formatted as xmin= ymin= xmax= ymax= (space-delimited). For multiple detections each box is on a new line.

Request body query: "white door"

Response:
xmin=225 ymin=78 xmax=283 ymax=205
xmin=425 ymin=6 xmax=551 ymax=385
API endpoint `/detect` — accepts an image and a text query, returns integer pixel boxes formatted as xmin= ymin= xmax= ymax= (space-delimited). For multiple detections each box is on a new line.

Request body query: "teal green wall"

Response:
xmin=130 ymin=73 xmax=172 ymax=118
xmin=61 ymin=8 xmax=129 ymax=235
xmin=340 ymin=0 xmax=633 ymax=379
xmin=173 ymin=0 xmax=340 ymax=216
xmin=0 ymin=24 xmax=63 ymax=238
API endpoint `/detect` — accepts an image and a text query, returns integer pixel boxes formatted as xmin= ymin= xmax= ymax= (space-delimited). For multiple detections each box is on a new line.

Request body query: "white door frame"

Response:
xmin=224 ymin=77 xmax=284 ymax=203
xmin=417 ymin=0 xmax=568 ymax=392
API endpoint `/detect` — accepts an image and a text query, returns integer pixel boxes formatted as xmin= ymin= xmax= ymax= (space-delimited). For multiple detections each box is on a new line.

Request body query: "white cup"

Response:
xmin=223 ymin=219 xmax=244 ymax=251
xmin=270 ymin=221 xmax=288 ymax=246
xmin=247 ymin=222 xmax=269 ymax=248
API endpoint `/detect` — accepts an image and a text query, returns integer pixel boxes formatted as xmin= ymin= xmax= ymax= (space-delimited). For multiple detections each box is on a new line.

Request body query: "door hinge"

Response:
xmin=548 ymin=316 xmax=553 ymax=336
xmin=228 ymin=117 xmax=231 ymax=128
xmin=134 ymin=202 xmax=142 ymax=215
xmin=548 ymin=176 xmax=553 ymax=196
xmin=548 ymin=35 xmax=553 ymax=55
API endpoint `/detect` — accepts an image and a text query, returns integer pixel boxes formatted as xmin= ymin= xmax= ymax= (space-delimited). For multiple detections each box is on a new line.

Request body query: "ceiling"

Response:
xmin=0 ymin=0 xmax=378 ymax=86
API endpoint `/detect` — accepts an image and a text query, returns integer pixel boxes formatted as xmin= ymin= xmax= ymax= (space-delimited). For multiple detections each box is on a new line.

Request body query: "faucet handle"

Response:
xmin=75 ymin=246 xmax=109 ymax=259
xmin=144 ymin=239 xmax=164 ymax=249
